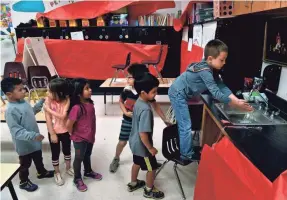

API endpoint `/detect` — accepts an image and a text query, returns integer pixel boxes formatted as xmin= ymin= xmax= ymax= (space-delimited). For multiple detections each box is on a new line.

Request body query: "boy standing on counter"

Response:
xmin=1 ymin=78 xmax=54 ymax=192
xmin=168 ymin=39 xmax=253 ymax=161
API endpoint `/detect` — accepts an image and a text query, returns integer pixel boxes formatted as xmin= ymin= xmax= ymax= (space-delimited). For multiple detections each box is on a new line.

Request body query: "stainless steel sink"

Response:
xmin=215 ymin=103 xmax=287 ymax=125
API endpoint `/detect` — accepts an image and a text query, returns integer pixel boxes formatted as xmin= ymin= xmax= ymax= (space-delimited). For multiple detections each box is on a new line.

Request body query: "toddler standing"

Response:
xmin=44 ymin=78 xmax=74 ymax=186
xmin=109 ymin=64 xmax=171 ymax=173
xmin=66 ymin=78 xmax=102 ymax=192
xmin=128 ymin=73 xmax=164 ymax=199
xmin=1 ymin=78 xmax=54 ymax=192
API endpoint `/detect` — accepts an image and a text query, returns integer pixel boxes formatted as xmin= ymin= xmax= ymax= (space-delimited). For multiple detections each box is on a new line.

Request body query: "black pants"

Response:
xmin=48 ymin=132 xmax=71 ymax=166
xmin=73 ymin=141 xmax=93 ymax=180
xmin=19 ymin=150 xmax=47 ymax=182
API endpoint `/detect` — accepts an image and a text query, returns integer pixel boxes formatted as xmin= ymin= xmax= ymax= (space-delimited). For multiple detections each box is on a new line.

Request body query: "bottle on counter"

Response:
xmin=18 ymin=71 xmax=22 ymax=80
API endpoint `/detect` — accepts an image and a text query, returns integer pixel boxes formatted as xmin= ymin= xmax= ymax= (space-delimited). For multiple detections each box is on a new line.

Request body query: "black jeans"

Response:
xmin=19 ymin=150 xmax=47 ymax=182
xmin=48 ymin=132 xmax=71 ymax=166
xmin=73 ymin=141 xmax=93 ymax=181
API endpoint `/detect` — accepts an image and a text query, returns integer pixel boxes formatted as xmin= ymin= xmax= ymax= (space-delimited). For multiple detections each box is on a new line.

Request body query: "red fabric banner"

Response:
xmin=16 ymin=39 xmax=168 ymax=80
xmin=173 ymin=1 xmax=195 ymax=32
xmin=194 ymin=137 xmax=287 ymax=200
xmin=180 ymin=40 xmax=203 ymax=73
xmin=36 ymin=1 xmax=175 ymax=20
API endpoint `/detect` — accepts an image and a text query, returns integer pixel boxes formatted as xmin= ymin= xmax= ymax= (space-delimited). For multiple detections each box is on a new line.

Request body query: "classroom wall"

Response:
xmin=261 ymin=62 xmax=287 ymax=101
xmin=0 ymin=1 xmax=181 ymax=76
xmin=0 ymin=39 xmax=16 ymax=75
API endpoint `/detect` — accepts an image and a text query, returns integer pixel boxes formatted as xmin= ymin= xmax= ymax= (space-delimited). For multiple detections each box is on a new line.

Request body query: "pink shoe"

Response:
xmin=84 ymin=171 xmax=103 ymax=181
xmin=74 ymin=179 xmax=87 ymax=192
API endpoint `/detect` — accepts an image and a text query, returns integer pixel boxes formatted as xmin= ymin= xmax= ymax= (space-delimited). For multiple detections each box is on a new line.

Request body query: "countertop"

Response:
xmin=201 ymin=94 xmax=287 ymax=182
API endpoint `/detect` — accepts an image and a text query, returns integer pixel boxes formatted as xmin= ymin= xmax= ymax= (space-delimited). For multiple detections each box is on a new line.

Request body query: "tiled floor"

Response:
xmin=1 ymin=95 xmax=197 ymax=200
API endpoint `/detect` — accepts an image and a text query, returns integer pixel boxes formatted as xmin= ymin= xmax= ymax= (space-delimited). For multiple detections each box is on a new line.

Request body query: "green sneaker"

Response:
xmin=109 ymin=158 xmax=120 ymax=173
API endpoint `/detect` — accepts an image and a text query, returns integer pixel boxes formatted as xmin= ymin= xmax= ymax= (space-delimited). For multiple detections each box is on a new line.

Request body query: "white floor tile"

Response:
xmin=1 ymin=95 xmax=196 ymax=200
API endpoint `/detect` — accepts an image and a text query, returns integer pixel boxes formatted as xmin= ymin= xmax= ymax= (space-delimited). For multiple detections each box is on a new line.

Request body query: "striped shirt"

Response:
xmin=120 ymin=86 xmax=155 ymax=121
xmin=120 ymin=86 xmax=139 ymax=121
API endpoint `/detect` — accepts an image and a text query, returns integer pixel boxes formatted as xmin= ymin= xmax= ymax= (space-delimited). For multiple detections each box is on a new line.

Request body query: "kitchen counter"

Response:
xmin=200 ymin=94 xmax=287 ymax=182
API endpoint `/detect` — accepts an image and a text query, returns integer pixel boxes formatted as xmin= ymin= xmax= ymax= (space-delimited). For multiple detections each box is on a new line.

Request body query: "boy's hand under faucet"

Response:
xmin=229 ymin=94 xmax=254 ymax=112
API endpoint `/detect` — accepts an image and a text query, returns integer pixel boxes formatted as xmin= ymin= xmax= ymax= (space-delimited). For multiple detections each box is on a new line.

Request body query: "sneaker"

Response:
xmin=109 ymin=158 xmax=120 ymax=173
xmin=127 ymin=180 xmax=146 ymax=192
xmin=143 ymin=186 xmax=165 ymax=199
xmin=37 ymin=170 xmax=54 ymax=179
xmin=84 ymin=171 xmax=103 ymax=180
xmin=74 ymin=179 xmax=88 ymax=192
xmin=19 ymin=180 xmax=38 ymax=192
xmin=180 ymin=151 xmax=201 ymax=162
xmin=66 ymin=168 xmax=74 ymax=176
xmin=54 ymin=172 xmax=65 ymax=186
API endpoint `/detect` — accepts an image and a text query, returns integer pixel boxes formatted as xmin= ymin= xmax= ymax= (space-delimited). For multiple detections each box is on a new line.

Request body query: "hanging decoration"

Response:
xmin=12 ymin=0 xmax=45 ymax=12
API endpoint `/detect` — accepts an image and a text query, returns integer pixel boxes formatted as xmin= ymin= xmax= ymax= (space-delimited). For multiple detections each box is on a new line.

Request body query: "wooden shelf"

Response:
xmin=16 ymin=26 xmax=175 ymax=30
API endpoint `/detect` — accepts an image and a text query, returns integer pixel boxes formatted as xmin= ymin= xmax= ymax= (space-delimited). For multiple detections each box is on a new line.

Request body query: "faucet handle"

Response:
xmin=270 ymin=111 xmax=275 ymax=119
xmin=263 ymin=106 xmax=269 ymax=116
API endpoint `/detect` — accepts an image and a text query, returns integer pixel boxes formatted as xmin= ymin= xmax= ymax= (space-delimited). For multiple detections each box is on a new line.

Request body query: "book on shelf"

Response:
xmin=49 ymin=19 xmax=57 ymax=27
xmin=59 ymin=20 xmax=67 ymax=27
xmin=37 ymin=18 xmax=44 ymax=28
xmin=69 ymin=20 xmax=77 ymax=27
xmin=138 ymin=13 xmax=175 ymax=26
xmin=82 ymin=19 xmax=90 ymax=27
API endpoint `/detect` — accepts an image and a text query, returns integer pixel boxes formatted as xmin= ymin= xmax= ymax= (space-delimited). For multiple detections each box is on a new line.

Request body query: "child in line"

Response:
xmin=44 ymin=78 xmax=74 ymax=186
xmin=128 ymin=73 xmax=164 ymax=199
xmin=109 ymin=64 xmax=171 ymax=173
xmin=168 ymin=39 xmax=253 ymax=161
xmin=1 ymin=77 xmax=54 ymax=192
xmin=66 ymin=78 xmax=102 ymax=192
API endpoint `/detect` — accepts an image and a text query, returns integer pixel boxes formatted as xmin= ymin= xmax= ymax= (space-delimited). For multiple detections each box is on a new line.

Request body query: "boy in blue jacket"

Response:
xmin=169 ymin=39 xmax=253 ymax=161
xmin=1 ymin=78 xmax=54 ymax=192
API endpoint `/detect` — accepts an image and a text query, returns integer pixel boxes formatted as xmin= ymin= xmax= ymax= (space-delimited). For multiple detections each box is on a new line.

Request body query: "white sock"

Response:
xmin=130 ymin=181 xmax=137 ymax=186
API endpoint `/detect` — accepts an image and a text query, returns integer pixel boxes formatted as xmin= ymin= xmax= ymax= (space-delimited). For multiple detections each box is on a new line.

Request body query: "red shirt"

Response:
xmin=69 ymin=103 xmax=96 ymax=143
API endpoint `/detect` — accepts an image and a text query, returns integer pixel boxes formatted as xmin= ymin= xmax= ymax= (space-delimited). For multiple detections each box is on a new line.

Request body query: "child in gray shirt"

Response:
xmin=128 ymin=73 xmax=165 ymax=199
xmin=1 ymin=78 xmax=54 ymax=192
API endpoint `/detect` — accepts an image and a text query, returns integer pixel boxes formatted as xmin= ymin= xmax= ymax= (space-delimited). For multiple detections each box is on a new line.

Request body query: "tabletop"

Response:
xmin=0 ymin=163 xmax=20 ymax=190
xmin=100 ymin=78 xmax=175 ymax=88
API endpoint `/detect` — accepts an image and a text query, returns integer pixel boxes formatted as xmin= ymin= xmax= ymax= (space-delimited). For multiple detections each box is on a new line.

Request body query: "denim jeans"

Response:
xmin=168 ymin=87 xmax=193 ymax=159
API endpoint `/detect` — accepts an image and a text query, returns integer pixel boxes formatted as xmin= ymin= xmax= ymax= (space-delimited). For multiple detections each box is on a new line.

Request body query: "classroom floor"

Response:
xmin=1 ymin=95 xmax=198 ymax=200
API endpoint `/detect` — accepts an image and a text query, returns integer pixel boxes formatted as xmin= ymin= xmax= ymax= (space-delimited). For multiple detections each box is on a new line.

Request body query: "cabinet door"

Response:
xmin=232 ymin=1 xmax=252 ymax=16
xmin=252 ymin=1 xmax=281 ymax=13
xmin=281 ymin=0 xmax=287 ymax=8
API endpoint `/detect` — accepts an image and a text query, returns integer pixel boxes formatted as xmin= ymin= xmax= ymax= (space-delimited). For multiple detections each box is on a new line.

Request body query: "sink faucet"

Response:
xmin=251 ymin=88 xmax=269 ymax=109
xmin=270 ymin=110 xmax=280 ymax=120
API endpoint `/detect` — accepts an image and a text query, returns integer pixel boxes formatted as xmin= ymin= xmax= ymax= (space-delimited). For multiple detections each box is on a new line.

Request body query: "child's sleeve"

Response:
xmin=216 ymin=79 xmax=233 ymax=97
xmin=68 ymin=105 xmax=80 ymax=121
xmin=200 ymin=70 xmax=231 ymax=104
xmin=5 ymin=110 xmax=40 ymax=141
xmin=33 ymin=98 xmax=45 ymax=114
xmin=139 ymin=110 xmax=153 ymax=134
xmin=119 ymin=91 xmax=127 ymax=103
